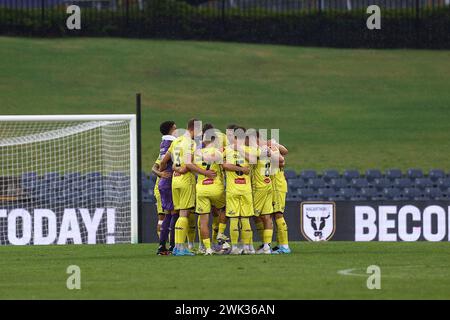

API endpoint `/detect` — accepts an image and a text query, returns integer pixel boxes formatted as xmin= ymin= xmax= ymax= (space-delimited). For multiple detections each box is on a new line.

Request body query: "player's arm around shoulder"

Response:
xmin=159 ymin=151 xmax=172 ymax=171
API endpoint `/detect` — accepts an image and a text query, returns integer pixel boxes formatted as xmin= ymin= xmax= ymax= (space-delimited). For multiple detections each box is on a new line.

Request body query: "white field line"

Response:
xmin=337 ymin=268 xmax=368 ymax=277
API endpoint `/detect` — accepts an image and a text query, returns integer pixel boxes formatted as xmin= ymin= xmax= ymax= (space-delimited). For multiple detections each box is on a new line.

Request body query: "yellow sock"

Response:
xmin=175 ymin=217 xmax=188 ymax=245
xmin=202 ymin=238 xmax=211 ymax=250
xmin=255 ymin=221 xmax=264 ymax=241
xmin=240 ymin=218 xmax=252 ymax=245
xmin=218 ymin=222 xmax=227 ymax=235
xmin=263 ymin=229 xmax=273 ymax=245
xmin=276 ymin=217 xmax=289 ymax=245
xmin=230 ymin=218 xmax=240 ymax=245
xmin=212 ymin=216 xmax=219 ymax=244
xmin=187 ymin=213 xmax=196 ymax=243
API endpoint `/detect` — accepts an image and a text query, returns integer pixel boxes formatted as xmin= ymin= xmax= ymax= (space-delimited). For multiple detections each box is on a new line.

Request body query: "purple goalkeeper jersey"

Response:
xmin=158 ymin=136 xmax=174 ymax=190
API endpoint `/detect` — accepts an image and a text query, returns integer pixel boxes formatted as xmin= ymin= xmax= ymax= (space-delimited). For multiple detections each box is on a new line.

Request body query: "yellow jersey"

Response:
xmin=168 ymin=135 xmax=197 ymax=188
xmin=224 ymin=145 xmax=252 ymax=195
xmin=251 ymin=147 xmax=273 ymax=190
xmin=272 ymin=166 xmax=288 ymax=193
xmin=194 ymin=147 xmax=225 ymax=194
xmin=154 ymin=157 xmax=161 ymax=194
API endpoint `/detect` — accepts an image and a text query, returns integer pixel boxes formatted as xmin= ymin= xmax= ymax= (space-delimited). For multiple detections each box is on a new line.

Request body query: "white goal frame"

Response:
xmin=0 ymin=114 xmax=139 ymax=244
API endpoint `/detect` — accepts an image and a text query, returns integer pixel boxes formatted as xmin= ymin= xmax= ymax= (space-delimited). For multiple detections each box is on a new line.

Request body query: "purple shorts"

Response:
xmin=159 ymin=187 xmax=174 ymax=211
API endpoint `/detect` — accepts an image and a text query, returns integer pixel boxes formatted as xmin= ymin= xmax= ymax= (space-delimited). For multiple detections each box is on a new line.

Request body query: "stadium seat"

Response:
xmin=415 ymin=178 xmax=434 ymax=190
xmin=436 ymin=193 xmax=449 ymax=201
xmin=318 ymin=188 xmax=335 ymax=199
xmin=330 ymin=178 xmax=348 ymax=190
xmin=286 ymin=192 xmax=297 ymax=201
xmin=437 ymin=178 xmax=450 ymax=190
xmin=365 ymin=169 xmax=382 ymax=182
xmin=394 ymin=178 xmax=414 ymax=189
xmin=385 ymin=169 xmax=402 ymax=181
xmin=373 ymin=178 xmax=392 ymax=190
xmin=286 ymin=191 xmax=296 ymax=201
xmin=383 ymin=187 xmax=401 ymax=199
xmin=414 ymin=194 xmax=430 ymax=201
xmin=284 ymin=169 xmax=297 ymax=180
xmin=393 ymin=194 xmax=407 ymax=201
xmin=429 ymin=169 xmax=445 ymax=181
xmin=340 ymin=187 xmax=357 ymax=199
xmin=21 ymin=172 xmax=38 ymax=192
xmin=407 ymin=168 xmax=424 ymax=179
xmin=343 ymin=169 xmax=359 ymax=181
xmin=288 ymin=178 xmax=306 ymax=189
xmin=85 ymin=172 xmax=102 ymax=181
xmin=308 ymin=178 xmax=326 ymax=190
xmin=297 ymin=188 xmax=315 ymax=199
xmin=328 ymin=193 xmax=344 ymax=201
xmin=44 ymin=172 xmax=60 ymax=182
xmin=351 ymin=195 xmax=368 ymax=201
xmin=426 ymin=188 xmax=442 ymax=200
xmin=142 ymin=178 xmax=152 ymax=190
xmin=351 ymin=178 xmax=370 ymax=189
xmin=403 ymin=187 xmax=422 ymax=200
xmin=43 ymin=172 xmax=63 ymax=190
xmin=322 ymin=169 xmax=340 ymax=182
xmin=361 ymin=187 xmax=377 ymax=198
xmin=306 ymin=195 xmax=320 ymax=201
xmin=64 ymin=172 xmax=81 ymax=182
xmin=300 ymin=170 xmax=317 ymax=180
xmin=371 ymin=194 xmax=387 ymax=201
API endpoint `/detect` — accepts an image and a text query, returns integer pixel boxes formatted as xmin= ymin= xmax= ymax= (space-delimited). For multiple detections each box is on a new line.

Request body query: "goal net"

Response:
xmin=0 ymin=115 xmax=138 ymax=245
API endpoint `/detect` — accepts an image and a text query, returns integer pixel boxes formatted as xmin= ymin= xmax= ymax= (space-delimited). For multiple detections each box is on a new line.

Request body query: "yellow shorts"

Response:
xmin=154 ymin=188 xmax=167 ymax=215
xmin=172 ymin=184 xmax=196 ymax=211
xmin=195 ymin=189 xmax=225 ymax=215
xmin=253 ymin=188 xmax=274 ymax=216
xmin=272 ymin=191 xmax=286 ymax=213
xmin=226 ymin=192 xmax=254 ymax=218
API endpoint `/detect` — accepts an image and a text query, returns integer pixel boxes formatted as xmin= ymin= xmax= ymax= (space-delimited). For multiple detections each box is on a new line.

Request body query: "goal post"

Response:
xmin=0 ymin=114 xmax=139 ymax=245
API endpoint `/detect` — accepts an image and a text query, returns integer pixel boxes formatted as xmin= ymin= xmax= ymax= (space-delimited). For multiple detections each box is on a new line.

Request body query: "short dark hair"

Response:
xmin=203 ymin=123 xmax=214 ymax=133
xmin=226 ymin=124 xmax=238 ymax=130
xmin=187 ymin=118 xmax=199 ymax=131
xmin=159 ymin=121 xmax=175 ymax=135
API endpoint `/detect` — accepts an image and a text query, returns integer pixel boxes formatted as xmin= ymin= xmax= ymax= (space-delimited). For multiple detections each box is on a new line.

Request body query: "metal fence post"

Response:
xmin=415 ymin=0 xmax=420 ymax=48
xmin=221 ymin=0 xmax=226 ymax=37
xmin=41 ymin=0 xmax=45 ymax=36
xmin=126 ymin=0 xmax=130 ymax=29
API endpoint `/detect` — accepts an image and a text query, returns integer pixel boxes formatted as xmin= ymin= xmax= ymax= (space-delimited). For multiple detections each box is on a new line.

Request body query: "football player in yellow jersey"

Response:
xmin=222 ymin=126 xmax=254 ymax=255
xmin=151 ymin=157 xmax=169 ymax=238
xmin=268 ymin=139 xmax=291 ymax=254
xmin=160 ymin=119 xmax=199 ymax=256
xmin=201 ymin=123 xmax=230 ymax=249
xmin=251 ymin=144 xmax=278 ymax=254
xmin=191 ymin=136 xmax=225 ymax=255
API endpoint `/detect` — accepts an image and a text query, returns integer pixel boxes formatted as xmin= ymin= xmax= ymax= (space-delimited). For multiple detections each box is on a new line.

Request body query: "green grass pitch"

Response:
xmin=1 ymin=242 xmax=450 ymax=299
xmin=1 ymin=37 xmax=450 ymax=172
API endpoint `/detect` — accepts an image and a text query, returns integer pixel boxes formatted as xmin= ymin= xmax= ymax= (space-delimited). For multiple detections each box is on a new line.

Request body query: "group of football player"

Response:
xmin=152 ymin=119 xmax=291 ymax=256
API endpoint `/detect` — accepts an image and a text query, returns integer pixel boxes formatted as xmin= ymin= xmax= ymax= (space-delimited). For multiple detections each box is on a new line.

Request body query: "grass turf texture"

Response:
xmin=0 ymin=242 xmax=450 ymax=299
xmin=1 ymin=37 xmax=450 ymax=173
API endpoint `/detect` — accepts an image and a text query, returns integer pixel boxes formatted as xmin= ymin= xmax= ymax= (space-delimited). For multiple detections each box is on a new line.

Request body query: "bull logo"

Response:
xmin=306 ymin=213 xmax=330 ymax=240
xmin=301 ymin=202 xmax=336 ymax=241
